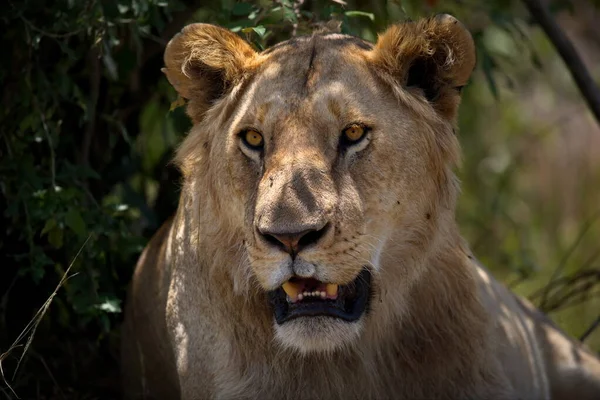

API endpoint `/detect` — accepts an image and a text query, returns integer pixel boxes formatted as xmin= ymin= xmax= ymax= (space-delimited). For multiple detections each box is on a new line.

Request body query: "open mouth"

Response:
xmin=268 ymin=268 xmax=372 ymax=324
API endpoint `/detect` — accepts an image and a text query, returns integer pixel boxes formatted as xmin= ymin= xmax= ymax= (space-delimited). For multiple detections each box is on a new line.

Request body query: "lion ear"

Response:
xmin=162 ymin=23 xmax=258 ymax=122
xmin=371 ymin=14 xmax=476 ymax=120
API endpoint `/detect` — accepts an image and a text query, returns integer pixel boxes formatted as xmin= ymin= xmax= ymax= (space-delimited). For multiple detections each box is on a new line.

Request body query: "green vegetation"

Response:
xmin=1 ymin=0 xmax=598 ymax=397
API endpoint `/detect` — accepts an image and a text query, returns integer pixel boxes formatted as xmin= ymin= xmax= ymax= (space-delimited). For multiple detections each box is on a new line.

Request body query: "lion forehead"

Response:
xmin=250 ymin=34 xmax=376 ymax=99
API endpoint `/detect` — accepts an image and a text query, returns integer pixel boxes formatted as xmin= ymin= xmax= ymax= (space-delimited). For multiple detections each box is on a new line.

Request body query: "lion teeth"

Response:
xmin=282 ymin=280 xmax=339 ymax=303
xmin=295 ymin=291 xmax=328 ymax=299
xmin=282 ymin=281 xmax=300 ymax=301
xmin=325 ymin=284 xmax=338 ymax=298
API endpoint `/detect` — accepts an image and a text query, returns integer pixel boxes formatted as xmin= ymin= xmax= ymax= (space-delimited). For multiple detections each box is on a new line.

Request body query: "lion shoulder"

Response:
xmin=474 ymin=262 xmax=600 ymax=399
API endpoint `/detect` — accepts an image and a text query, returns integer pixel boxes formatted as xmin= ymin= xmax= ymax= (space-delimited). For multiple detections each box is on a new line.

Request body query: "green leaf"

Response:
xmin=41 ymin=218 xmax=57 ymax=236
xmin=19 ymin=114 xmax=36 ymax=132
xmin=169 ymin=96 xmax=186 ymax=111
xmin=95 ymin=298 xmax=122 ymax=313
xmin=282 ymin=6 xmax=297 ymax=23
xmin=344 ymin=11 xmax=375 ymax=21
xmin=65 ymin=209 xmax=86 ymax=236
xmin=232 ymin=2 xmax=253 ymax=16
xmin=241 ymin=25 xmax=266 ymax=38
xmin=48 ymin=227 xmax=64 ymax=249
xmin=117 ymin=4 xmax=129 ymax=14
xmin=252 ymin=25 xmax=266 ymax=37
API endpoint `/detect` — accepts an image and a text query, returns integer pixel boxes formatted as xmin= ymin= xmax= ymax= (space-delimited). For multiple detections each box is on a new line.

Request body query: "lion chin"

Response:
xmin=274 ymin=317 xmax=364 ymax=354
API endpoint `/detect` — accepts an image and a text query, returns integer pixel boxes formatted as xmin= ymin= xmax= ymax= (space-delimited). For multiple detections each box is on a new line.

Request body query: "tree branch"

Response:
xmin=580 ymin=315 xmax=600 ymax=342
xmin=522 ymin=0 xmax=600 ymax=125
xmin=81 ymin=48 xmax=100 ymax=168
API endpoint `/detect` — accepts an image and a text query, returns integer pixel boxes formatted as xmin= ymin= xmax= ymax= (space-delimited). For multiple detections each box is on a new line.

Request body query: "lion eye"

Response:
xmin=341 ymin=124 xmax=367 ymax=144
xmin=242 ymin=129 xmax=264 ymax=149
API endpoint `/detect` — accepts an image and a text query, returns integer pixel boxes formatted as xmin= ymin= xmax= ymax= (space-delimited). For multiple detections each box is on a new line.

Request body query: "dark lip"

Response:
xmin=268 ymin=268 xmax=372 ymax=325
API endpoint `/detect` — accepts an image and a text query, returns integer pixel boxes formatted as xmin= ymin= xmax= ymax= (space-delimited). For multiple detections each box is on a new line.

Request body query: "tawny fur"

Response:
xmin=122 ymin=15 xmax=600 ymax=400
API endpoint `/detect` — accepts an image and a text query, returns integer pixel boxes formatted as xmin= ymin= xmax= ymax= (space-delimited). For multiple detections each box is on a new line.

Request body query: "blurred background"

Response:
xmin=1 ymin=0 xmax=599 ymax=398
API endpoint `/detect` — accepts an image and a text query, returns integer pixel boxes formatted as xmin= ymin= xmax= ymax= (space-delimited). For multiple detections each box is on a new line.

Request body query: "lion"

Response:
xmin=121 ymin=15 xmax=600 ymax=399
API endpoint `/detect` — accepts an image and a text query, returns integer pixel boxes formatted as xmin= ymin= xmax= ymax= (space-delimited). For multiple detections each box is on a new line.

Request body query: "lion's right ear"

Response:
xmin=163 ymin=24 xmax=258 ymax=122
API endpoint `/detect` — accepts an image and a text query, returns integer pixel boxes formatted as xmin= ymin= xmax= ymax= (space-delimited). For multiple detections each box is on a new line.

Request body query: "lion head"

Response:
xmin=163 ymin=15 xmax=476 ymax=354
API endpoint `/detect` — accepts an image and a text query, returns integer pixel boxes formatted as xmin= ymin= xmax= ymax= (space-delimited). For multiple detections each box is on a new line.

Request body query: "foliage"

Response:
xmin=0 ymin=0 xmax=598 ymax=397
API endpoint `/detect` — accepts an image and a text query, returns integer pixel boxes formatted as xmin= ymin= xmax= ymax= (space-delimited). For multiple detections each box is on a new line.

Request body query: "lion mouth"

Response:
xmin=268 ymin=269 xmax=372 ymax=324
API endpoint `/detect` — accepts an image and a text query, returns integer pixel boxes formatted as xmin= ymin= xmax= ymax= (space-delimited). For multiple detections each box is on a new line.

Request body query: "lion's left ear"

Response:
xmin=371 ymin=14 xmax=476 ymax=120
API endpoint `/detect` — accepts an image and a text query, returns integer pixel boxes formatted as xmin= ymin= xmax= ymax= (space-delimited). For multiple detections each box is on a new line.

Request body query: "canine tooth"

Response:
xmin=325 ymin=284 xmax=338 ymax=297
xmin=320 ymin=291 xmax=326 ymax=298
xmin=298 ymin=293 xmax=304 ymax=300
xmin=282 ymin=282 xmax=300 ymax=300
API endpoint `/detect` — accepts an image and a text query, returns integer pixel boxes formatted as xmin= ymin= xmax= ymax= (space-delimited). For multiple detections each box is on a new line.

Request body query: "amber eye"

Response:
xmin=242 ymin=129 xmax=264 ymax=149
xmin=342 ymin=124 xmax=367 ymax=144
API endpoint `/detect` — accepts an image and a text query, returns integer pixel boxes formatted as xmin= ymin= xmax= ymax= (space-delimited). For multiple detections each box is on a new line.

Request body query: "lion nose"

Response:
xmin=259 ymin=224 xmax=329 ymax=257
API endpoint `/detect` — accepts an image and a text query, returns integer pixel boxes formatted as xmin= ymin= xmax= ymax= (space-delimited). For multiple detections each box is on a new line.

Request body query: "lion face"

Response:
xmin=164 ymin=16 xmax=475 ymax=353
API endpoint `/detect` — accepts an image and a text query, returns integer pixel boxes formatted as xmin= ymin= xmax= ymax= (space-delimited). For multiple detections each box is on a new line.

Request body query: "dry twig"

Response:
xmin=0 ymin=236 xmax=91 ymax=397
